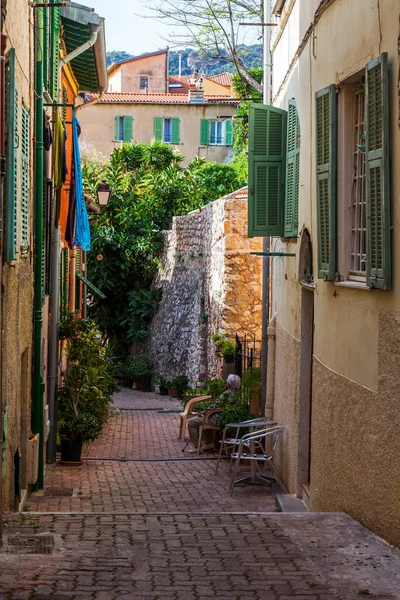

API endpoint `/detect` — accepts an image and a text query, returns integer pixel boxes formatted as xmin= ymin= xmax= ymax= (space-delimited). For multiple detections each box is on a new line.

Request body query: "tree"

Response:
xmin=150 ymin=0 xmax=263 ymax=93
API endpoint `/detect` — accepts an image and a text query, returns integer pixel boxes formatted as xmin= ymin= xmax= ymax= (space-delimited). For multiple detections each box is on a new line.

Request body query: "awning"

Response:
xmin=60 ymin=3 xmax=108 ymax=94
xmin=77 ymin=273 xmax=106 ymax=299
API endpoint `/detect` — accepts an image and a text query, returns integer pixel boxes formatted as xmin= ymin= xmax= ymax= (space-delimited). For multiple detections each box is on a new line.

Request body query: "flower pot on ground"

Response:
xmin=166 ymin=375 xmax=189 ymax=400
xmin=57 ymin=313 xmax=118 ymax=464
xmin=126 ymin=355 xmax=153 ymax=392
xmin=159 ymin=385 xmax=169 ymax=396
xmin=141 ymin=377 xmax=152 ymax=393
xmin=60 ymin=436 xmax=83 ymax=465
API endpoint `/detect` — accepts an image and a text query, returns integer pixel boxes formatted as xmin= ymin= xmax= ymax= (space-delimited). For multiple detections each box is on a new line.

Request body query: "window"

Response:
xmin=210 ymin=121 xmax=223 ymax=144
xmin=349 ymin=82 xmax=366 ymax=281
xmin=163 ymin=118 xmax=172 ymax=143
xmin=315 ymin=53 xmax=390 ymax=289
xmin=21 ymin=106 xmax=30 ymax=251
xmin=114 ymin=116 xmax=133 ymax=142
xmin=154 ymin=117 xmax=180 ymax=144
xmin=139 ymin=75 xmax=148 ymax=90
xmin=4 ymin=48 xmax=18 ymax=261
xmin=200 ymin=119 xmax=233 ymax=146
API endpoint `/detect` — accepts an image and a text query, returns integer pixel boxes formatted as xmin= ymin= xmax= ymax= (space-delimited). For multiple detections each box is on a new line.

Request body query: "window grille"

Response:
xmin=139 ymin=76 xmax=148 ymax=90
xmin=349 ymin=86 xmax=366 ymax=280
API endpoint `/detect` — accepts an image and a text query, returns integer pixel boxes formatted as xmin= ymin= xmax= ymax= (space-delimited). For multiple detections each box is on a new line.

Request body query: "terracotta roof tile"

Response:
xmin=206 ymin=72 xmax=233 ymax=87
xmin=86 ymin=93 xmax=240 ymax=105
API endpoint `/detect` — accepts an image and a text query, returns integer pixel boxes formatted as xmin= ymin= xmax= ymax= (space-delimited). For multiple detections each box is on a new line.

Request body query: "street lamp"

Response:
xmin=96 ymin=180 xmax=111 ymax=207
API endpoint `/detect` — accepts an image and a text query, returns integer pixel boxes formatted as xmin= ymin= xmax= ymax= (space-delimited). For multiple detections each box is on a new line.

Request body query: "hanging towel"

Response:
xmin=72 ymin=114 xmax=91 ymax=251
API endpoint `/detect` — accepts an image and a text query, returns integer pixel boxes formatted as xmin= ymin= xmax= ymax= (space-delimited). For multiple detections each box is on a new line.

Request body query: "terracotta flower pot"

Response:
xmin=168 ymin=387 xmax=178 ymax=398
xmin=134 ymin=379 xmax=142 ymax=391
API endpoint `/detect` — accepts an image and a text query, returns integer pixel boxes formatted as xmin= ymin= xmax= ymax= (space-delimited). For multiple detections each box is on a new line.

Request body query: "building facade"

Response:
xmin=78 ymin=92 xmax=239 ymax=166
xmin=0 ymin=0 xmax=107 ymax=518
xmin=248 ymin=0 xmax=400 ymax=546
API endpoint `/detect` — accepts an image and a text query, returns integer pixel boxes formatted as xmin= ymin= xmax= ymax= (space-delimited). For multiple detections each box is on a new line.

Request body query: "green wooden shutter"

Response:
xmin=21 ymin=106 xmax=30 ymax=250
xmin=315 ymin=85 xmax=337 ymax=280
xmin=115 ymin=115 xmax=120 ymax=140
xmin=248 ymin=103 xmax=287 ymax=238
xmin=171 ymin=118 xmax=180 ymax=144
xmin=5 ymin=49 xmax=18 ymax=262
xmin=123 ymin=116 xmax=133 ymax=142
xmin=225 ymin=119 xmax=233 ymax=145
xmin=284 ymin=100 xmax=300 ymax=238
xmin=200 ymin=118 xmax=209 ymax=145
xmin=154 ymin=116 xmax=163 ymax=140
xmin=50 ymin=5 xmax=60 ymax=101
xmin=365 ymin=53 xmax=390 ymax=290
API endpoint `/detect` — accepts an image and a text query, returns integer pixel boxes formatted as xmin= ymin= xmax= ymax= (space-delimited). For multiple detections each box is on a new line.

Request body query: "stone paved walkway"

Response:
xmin=1 ymin=388 xmax=400 ymax=600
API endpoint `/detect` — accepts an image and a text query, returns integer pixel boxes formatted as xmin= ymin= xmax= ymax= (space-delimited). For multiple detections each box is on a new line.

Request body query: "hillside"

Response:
xmin=106 ymin=45 xmax=262 ymax=74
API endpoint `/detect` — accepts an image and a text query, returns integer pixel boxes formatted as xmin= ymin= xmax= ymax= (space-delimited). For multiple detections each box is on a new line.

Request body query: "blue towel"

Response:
xmin=73 ymin=114 xmax=91 ymax=251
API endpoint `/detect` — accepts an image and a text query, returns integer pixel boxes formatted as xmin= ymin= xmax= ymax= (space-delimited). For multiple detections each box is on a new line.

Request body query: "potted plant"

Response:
xmin=242 ymin=367 xmax=262 ymax=415
xmin=221 ymin=340 xmax=236 ymax=363
xmin=57 ymin=313 xmax=118 ymax=464
xmin=166 ymin=375 xmax=189 ymax=399
xmin=127 ymin=355 xmax=153 ymax=392
xmin=211 ymin=332 xmax=236 ymax=363
xmin=159 ymin=378 xmax=169 ymax=396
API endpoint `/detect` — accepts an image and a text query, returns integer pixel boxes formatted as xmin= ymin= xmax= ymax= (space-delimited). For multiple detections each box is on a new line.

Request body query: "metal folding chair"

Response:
xmin=229 ymin=425 xmax=285 ymax=495
xmin=215 ymin=418 xmax=276 ymax=473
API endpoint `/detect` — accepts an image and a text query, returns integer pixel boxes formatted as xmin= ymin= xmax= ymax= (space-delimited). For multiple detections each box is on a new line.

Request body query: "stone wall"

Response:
xmin=149 ymin=188 xmax=263 ymax=384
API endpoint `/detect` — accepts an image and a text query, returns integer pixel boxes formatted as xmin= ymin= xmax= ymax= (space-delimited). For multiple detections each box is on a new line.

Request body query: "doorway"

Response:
xmin=297 ymin=230 xmax=314 ymax=503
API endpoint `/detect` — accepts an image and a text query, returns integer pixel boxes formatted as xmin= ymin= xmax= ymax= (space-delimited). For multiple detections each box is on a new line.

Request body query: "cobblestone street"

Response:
xmin=1 ymin=389 xmax=400 ymax=599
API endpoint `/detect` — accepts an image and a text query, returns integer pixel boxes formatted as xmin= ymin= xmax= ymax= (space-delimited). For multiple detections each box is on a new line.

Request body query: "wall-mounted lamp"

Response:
xmin=97 ymin=180 xmax=111 ymax=207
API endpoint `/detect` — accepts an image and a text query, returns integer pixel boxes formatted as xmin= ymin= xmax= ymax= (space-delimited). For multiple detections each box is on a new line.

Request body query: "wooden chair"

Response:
xmin=197 ymin=407 xmax=223 ymax=454
xmin=178 ymin=395 xmax=212 ymax=440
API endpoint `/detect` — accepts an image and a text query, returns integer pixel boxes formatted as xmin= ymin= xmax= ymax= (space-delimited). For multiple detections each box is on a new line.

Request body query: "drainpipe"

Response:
xmin=59 ymin=25 xmax=100 ymax=68
xmin=32 ymin=2 xmax=44 ymax=488
xmin=46 ymin=225 xmax=59 ymax=462
xmin=260 ymin=0 xmax=272 ymax=415
xmin=0 ymin=0 xmax=7 ymax=545
xmin=265 ymin=316 xmax=276 ymax=419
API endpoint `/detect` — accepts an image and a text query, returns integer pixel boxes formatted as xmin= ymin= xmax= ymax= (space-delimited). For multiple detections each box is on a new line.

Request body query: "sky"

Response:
xmin=77 ymin=0 xmax=173 ymax=56
xmin=77 ymin=0 xmax=261 ymax=57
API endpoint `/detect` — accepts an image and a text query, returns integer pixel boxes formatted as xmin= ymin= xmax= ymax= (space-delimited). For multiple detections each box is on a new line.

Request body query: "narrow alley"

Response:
xmin=1 ymin=389 xmax=399 ymax=600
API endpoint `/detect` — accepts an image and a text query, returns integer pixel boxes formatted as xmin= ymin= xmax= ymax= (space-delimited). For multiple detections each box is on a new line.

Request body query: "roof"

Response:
xmin=108 ymin=49 xmax=168 ymax=76
xmin=206 ymin=72 xmax=233 ymax=87
xmin=85 ymin=93 xmax=240 ymax=105
xmin=60 ymin=2 xmax=107 ymax=93
xmin=168 ymin=76 xmax=190 ymax=94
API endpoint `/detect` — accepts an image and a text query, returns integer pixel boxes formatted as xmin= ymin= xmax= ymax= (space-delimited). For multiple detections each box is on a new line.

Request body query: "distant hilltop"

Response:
xmin=106 ymin=45 xmax=262 ymax=75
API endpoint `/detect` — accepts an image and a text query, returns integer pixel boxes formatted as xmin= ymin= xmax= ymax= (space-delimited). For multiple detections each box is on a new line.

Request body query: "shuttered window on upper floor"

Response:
xmin=315 ymin=84 xmax=337 ymax=280
xmin=50 ymin=5 xmax=61 ymax=101
xmin=154 ymin=117 xmax=180 ymax=144
xmin=316 ymin=53 xmax=390 ymax=289
xmin=284 ymin=100 xmax=300 ymax=238
xmin=5 ymin=48 xmax=18 ymax=262
xmin=21 ymin=106 xmax=30 ymax=251
xmin=365 ymin=53 xmax=390 ymax=290
xmin=247 ymin=103 xmax=287 ymax=238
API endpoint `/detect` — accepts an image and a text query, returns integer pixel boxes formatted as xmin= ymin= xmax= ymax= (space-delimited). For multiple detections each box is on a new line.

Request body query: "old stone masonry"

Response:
xmin=1 ymin=389 xmax=400 ymax=599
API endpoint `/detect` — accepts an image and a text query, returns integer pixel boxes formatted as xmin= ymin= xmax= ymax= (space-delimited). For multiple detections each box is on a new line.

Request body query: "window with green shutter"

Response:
xmin=225 ymin=119 xmax=233 ymax=145
xmin=115 ymin=115 xmax=120 ymax=140
xmin=247 ymin=103 xmax=287 ymax=238
xmin=365 ymin=53 xmax=390 ymax=290
xmin=315 ymin=85 xmax=337 ymax=280
xmin=5 ymin=48 xmax=18 ymax=262
xmin=154 ymin=116 xmax=163 ymax=141
xmin=171 ymin=118 xmax=180 ymax=144
xmin=21 ymin=106 xmax=30 ymax=250
xmin=284 ymin=100 xmax=300 ymax=238
xmin=200 ymin=118 xmax=209 ymax=145
xmin=123 ymin=116 xmax=133 ymax=142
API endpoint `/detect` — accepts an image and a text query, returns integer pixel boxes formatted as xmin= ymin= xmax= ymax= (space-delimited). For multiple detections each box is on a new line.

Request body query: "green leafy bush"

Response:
xmin=57 ymin=313 xmax=118 ymax=444
xmin=126 ymin=355 xmax=153 ymax=380
xmin=166 ymin=375 xmax=189 ymax=399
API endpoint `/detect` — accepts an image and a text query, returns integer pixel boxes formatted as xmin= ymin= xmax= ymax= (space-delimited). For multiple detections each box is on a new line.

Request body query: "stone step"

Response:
xmin=275 ymin=494 xmax=309 ymax=513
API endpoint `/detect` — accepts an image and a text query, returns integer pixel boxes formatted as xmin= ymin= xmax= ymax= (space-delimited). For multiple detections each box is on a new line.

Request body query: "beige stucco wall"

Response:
xmin=108 ymin=52 xmax=168 ymax=93
xmin=268 ymin=0 xmax=400 ymax=547
xmin=203 ymin=79 xmax=232 ymax=96
xmin=2 ymin=0 xmax=35 ymax=510
xmin=78 ymin=102 xmax=237 ymax=166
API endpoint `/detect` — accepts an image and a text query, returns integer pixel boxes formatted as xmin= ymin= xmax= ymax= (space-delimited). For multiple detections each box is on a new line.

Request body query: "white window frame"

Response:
xmin=163 ymin=118 xmax=172 ymax=144
xmin=139 ymin=75 xmax=149 ymax=90
xmin=209 ymin=120 xmax=225 ymax=145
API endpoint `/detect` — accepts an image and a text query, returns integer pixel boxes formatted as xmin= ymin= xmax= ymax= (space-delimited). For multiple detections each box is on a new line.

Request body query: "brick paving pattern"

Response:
xmin=1 ymin=388 xmax=400 ymax=599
